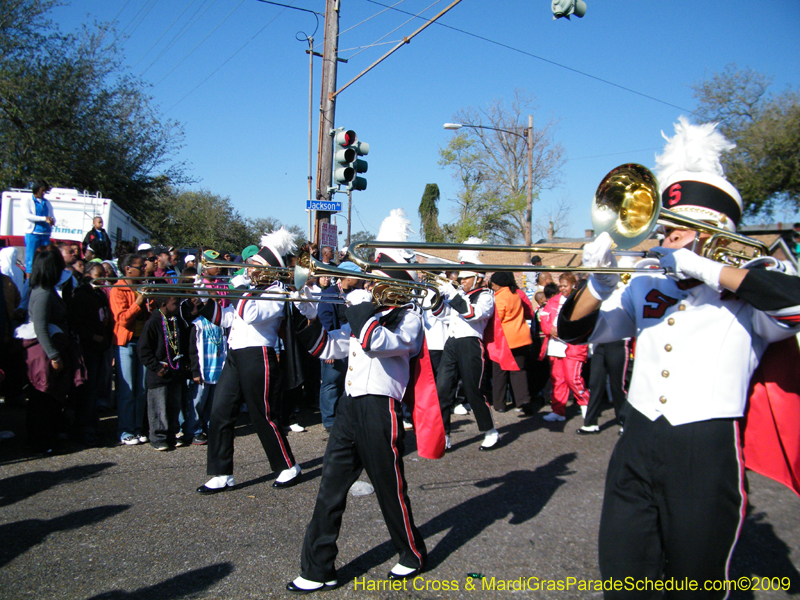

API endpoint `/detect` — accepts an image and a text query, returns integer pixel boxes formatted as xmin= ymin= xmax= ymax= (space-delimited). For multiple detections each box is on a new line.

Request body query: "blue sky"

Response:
xmin=53 ymin=0 xmax=800 ymax=247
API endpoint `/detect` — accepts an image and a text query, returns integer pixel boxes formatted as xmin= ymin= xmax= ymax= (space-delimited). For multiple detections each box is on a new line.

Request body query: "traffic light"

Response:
xmin=332 ymin=128 xmax=369 ymax=191
xmin=552 ymin=0 xmax=586 ymax=19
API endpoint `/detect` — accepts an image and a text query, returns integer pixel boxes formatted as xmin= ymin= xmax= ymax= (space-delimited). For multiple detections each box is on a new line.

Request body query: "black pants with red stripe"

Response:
xmin=437 ymin=336 xmax=495 ymax=435
xmin=300 ymin=394 xmax=426 ymax=583
xmin=207 ymin=346 xmax=296 ymax=476
xmin=599 ymin=409 xmax=745 ymax=599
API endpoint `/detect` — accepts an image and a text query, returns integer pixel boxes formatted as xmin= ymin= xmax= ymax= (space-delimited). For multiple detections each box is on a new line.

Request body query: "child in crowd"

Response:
xmin=186 ymin=308 xmax=227 ymax=445
xmin=138 ymin=295 xmax=187 ymax=451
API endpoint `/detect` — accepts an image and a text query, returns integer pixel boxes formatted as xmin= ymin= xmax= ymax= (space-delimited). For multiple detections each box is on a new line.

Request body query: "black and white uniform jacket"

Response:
xmin=301 ymin=302 xmax=424 ymax=401
xmin=205 ymin=281 xmax=285 ymax=351
xmin=435 ymin=286 xmax=494 ymax=340
xmin=560 ymin=268 xmax=800 ymax=426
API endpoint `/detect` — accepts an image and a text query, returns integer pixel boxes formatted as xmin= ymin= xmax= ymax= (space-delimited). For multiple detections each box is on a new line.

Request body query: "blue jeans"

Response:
xmin=182 ymin=380 xmax=216 ymax=436
xmin=116 ymin=341 xmax=146 ymax=439
xmin=318 ymin=358 xmax=346 ymax=429
xmin=24 ymin=233 xmax=50 ymax=273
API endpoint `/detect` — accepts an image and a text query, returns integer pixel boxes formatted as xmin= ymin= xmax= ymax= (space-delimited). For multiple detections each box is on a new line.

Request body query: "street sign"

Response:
xmin=319 ymin=222 xmax=338 ymax=250
xmin=307 ymin=200 xmax=342 ymax=212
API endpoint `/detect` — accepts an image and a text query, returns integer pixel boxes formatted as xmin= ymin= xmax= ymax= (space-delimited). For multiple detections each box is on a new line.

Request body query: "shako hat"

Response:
xmin=252 ymin=227 xmax=297 ymax=268
xmin=654 ymin=116 xmax=743 ymax=232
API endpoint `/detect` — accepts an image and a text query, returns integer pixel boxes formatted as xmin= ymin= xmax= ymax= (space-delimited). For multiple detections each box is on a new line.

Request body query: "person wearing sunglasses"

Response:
xmin=109 ymin=253 xmax=149 ymax=446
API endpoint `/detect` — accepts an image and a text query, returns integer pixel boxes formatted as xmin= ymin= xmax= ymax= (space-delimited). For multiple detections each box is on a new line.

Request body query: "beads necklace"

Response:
xmin=160 ymin=309 xmax=180 ymax=370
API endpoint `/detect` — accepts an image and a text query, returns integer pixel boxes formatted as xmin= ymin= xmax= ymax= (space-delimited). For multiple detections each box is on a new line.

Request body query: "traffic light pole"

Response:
xmin=313 ymin=0 xmax=340 ymax=244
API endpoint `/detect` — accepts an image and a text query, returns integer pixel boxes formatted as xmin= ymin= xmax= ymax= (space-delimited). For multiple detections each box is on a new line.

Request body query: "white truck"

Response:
xmin=1 ymin=187 xmax=151 ymax=265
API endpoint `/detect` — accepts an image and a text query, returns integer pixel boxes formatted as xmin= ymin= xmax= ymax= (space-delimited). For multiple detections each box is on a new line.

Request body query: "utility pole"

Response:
xmin=313 ymin=0 xmax=340 ymax=244
xmin=525 ymin=114 xmax=533 ymax=246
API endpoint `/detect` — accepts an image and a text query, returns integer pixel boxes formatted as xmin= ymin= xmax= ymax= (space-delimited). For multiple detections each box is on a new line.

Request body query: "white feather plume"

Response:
xmin=458 ymin=237 xmax=484 ymax=264
xmin=376 ymin=208 xmax=413 ymax=241
xmin=654 ymin=116 xmax=735 ymax=184
xmin=260 ymin=227 xmax=297 ymax=257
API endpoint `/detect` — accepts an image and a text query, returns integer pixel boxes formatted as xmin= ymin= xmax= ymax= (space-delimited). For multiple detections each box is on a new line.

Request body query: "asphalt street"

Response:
xmin=0 ymin=400 xmax=798 ymax=599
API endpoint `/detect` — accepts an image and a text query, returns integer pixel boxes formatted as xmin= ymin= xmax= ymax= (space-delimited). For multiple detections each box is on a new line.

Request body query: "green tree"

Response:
xmin=348 ymin=230 xmax=376 ymax=261
xmin=439 ymin=90 xmax=564 ymax=243
xmin=418 ymin=183 xmax=444 ymax=242
xmin=0 ymin=0 xmax=186 ymax=220
xmin=145 ymin=188 xmax=250 ymax=252
xmin=692 ymin=64 xmax=800 ymax=218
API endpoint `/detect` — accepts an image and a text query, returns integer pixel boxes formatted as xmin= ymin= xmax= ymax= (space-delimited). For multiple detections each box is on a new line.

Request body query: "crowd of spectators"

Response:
xmin=0 ymin=218 xmax=636 ymax=456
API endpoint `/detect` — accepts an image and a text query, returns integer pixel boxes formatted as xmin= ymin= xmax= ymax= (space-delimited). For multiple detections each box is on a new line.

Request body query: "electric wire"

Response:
xmin=338 ymin=0 xmax=408 ymax=38
xmin=130 ymin=0 xmax=200 ymax=69
xmin=153 ymin=0 xmax=247 ymax=87
xmin=344 ymin=0 xmax=442 ymax=61
xmin=363 ymin=0 xmax=694 ymax=114
xmin=163 ymin=4 xmax=290 ymax=113
xmin=110 ymin=0 xmax=133 ymax=28
xmin=119 ymin=0 xmax=159 ymax=48
xmin=140 ymin=0 xmax=218 ymax=77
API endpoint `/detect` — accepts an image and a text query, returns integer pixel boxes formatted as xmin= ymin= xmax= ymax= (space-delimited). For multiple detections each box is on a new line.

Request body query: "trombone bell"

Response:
xmin=592 ymin=164 xmax=660 ymax=250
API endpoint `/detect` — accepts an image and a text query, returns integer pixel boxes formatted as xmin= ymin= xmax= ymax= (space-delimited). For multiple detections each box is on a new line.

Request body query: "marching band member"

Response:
xmin=436 ymin=240 xmax=499 ymax=451
xmin=287 ymin=248 xmax=444 ymax=593
xmin=196 ymin=229 xmax=303 ymax=494
xmin=559 ymin=118 xmax=800 ymax=598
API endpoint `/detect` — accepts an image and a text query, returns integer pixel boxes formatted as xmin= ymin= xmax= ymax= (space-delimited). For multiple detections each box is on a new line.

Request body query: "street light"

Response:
xmin=443 ymin=116 xmax=535 ymax=245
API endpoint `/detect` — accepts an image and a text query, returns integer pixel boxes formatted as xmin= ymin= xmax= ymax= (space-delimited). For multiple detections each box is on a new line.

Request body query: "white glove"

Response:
xmin=583 ymin=232 xmax=619 ymax=301
xmin=345 ymin=289 xmax=373 ymax=306
xmin=438 ymin=281 xmax=458 ymax=300
xmin=741 ymin=256 xmax=784 ymax=272
xmin=292 ymin=286 xmax=319 ymax=319
xmin=651 ymin=247 xmax=724 ymax=292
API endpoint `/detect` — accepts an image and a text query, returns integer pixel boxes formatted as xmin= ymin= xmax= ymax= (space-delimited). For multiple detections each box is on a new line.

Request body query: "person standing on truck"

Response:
xmin=82 ymin=216 xmax=112 ymax=261
xmin=23 ymin=181 xmax=55 ymax=273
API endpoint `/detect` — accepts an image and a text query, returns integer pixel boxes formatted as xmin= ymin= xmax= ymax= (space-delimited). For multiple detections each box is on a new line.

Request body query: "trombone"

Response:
xmin=345 ymin=241 xmax=649 ymax=276
xmin=294 ymin=255 xmax=442 ymax=308
xmin=134 ymin=283 xmax=347 ymax=304
xmin=200 ymin=255 xmax=293 ymax=286
xmin=593 ymin=164 xmax=767 ymax=264
xmin=348 ymin=163 xmax=768 ymax=277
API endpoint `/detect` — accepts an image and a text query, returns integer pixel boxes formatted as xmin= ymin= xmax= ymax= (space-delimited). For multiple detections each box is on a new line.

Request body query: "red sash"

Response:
xmin=403 ymin=338 xmax=446 ymax=459
xmin=743 ymin=336 xmax=800 ymax=497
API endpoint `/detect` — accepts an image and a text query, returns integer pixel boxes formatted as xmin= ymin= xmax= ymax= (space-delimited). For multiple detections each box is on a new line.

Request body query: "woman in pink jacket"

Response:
xmin=538 ymin=273 xmax=589 ymax=422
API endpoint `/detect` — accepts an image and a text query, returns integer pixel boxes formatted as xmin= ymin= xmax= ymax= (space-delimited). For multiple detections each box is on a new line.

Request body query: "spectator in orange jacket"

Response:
xmin=488 ymin=272 xmax=535 ymax=413
xmin=109 ymin=253 xmax=149 ymax=445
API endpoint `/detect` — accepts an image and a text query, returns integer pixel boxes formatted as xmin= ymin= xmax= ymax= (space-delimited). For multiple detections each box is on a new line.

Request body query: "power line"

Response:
xmin=363 ymin=0 xmax=695 ymax=114
xmin=131 ymin=0 xmax=200 ymax=69
xmin=163 ymin=4 xmax=289 ymax=113
xmin=153 ymin=0 xmax=247 ymax=87
xmin=117 ymin=0 xmax=155 ymax=41
xmin=120 ymin=0 xmax=159 ymax=48
xmin=140 ymin=0 xmax=218 ymax=77
xmin=345 ymin=0 xmax=442 ymax=61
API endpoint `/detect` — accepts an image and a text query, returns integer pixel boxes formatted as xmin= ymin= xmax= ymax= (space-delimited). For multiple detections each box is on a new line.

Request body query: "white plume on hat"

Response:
xmin=654 ymin=116 xmax=734 ymax=183
xmin=653 ymin=116 xmax=743 ymax=232
xmin=377 ymin=208 xmax=413 ymax=242
xmin=376 ymin=208 xmax=416 ymax=261
xmin=458 ymin=237 xmax=484 ymax=280
xmin=458 ymin=237 xmax=484 ymax=265
xmin=260 ymin=227 xmax=297 ymax=258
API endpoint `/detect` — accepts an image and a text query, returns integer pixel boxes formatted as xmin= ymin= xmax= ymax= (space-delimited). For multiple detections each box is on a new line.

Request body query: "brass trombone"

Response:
xmin=134 ymin=283 xmax=346 ymax=304
xmin=201 ymin=255 xmax=293 ymax=286
xmin=294 ymin=255 xmax=442 ymax=308
xmin=593 ymin=164 xmax=767 ymax=264
xmin=345 ymin=241 xmax=647 ymax=276
xmin=348 ymin=163 xmax=768 ymax=276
